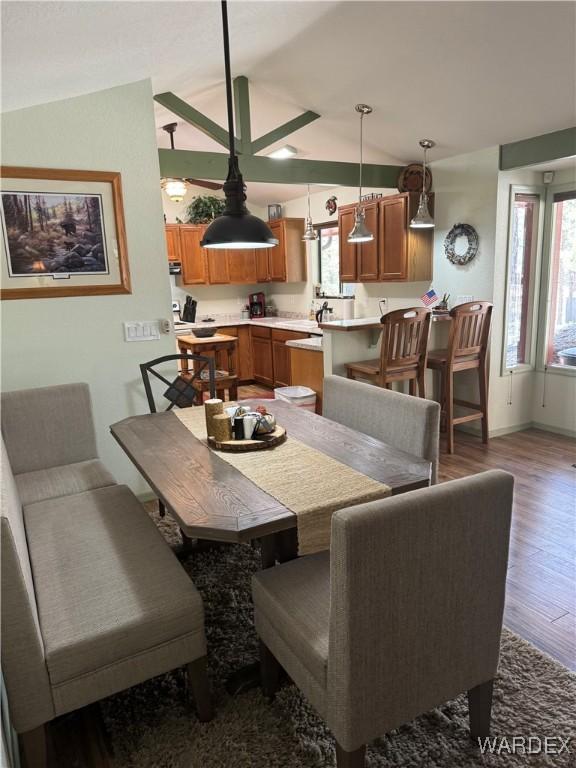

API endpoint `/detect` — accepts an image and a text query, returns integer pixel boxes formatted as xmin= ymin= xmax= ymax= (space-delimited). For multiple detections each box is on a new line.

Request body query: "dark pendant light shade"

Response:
xmin=201 ymin=1 xmax=277 ymax=250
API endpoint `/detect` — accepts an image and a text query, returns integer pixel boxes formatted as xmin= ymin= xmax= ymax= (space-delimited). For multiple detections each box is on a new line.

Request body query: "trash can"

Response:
xmin=274 ymin=386 xmax=317 ymax=411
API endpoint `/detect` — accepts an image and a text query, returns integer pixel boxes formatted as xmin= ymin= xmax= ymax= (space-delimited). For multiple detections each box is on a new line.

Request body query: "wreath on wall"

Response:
xmin=444 ymin=223 xmax=479 ymax=265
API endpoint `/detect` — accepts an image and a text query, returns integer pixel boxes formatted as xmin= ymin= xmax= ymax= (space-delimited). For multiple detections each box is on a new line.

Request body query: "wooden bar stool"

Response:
xmin=427 ymin=301 xmax=493 ymax=454
xmin=178 ymin=333 xmax=239 ymax=403
xmin=345 ymin=307 xmax=431 ymax=396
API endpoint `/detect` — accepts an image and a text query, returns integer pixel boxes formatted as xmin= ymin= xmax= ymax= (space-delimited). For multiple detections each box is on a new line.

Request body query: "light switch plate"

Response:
xmin=123 ymin=321 xmax=161 ymax=342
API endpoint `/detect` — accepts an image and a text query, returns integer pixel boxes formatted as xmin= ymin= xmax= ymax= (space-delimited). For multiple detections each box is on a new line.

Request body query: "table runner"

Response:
xmin=174 ymin=405 xmax=391 ymax=555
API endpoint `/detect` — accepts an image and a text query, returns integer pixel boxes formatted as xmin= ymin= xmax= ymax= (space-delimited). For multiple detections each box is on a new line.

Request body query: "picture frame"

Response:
xmin=0 ymin=167 xmax=131 ymax=299
xmin=267 ymin=203 xmax=282 ymax=221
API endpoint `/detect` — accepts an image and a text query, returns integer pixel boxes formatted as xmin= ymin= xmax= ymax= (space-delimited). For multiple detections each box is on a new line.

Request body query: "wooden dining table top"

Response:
xmin=110 ymin=400 xmax=431 ymax=544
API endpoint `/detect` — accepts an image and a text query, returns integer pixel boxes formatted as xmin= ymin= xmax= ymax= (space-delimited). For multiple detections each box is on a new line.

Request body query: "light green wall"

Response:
xmin=1 ymin=79 xmax=175 ymax=492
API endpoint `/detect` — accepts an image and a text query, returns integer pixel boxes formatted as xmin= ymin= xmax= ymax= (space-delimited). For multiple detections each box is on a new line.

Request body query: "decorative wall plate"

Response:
xmin=325 ymin=196 xmax=338 ymax=216
xmin=444 ymin=223 xmax=479 ymax=266
xmin=397 ymin=163 xmax=432 ymax=193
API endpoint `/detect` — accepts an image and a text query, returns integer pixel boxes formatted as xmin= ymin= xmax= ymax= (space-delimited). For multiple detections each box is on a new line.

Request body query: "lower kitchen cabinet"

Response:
xmin=271 ymin=329 xmax=309 ymax=387
xmin=250 ymin=326 xmax=311 ymax=387
xmin=250 ymin=326 xmax=274 ymax=387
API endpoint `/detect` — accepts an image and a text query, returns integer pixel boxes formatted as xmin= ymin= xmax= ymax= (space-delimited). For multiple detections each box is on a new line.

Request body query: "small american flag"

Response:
xmin=421 ymin=289 xmax=438 ymax=307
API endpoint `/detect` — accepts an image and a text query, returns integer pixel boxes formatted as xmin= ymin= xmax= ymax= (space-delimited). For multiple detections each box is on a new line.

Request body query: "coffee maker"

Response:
xmin=248 ymin=292 xmax=266 ymax=318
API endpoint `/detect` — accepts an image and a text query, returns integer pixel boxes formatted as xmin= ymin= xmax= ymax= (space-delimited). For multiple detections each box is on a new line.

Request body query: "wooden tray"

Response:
xmin=208 ymin=425 xmax=287 ymax=452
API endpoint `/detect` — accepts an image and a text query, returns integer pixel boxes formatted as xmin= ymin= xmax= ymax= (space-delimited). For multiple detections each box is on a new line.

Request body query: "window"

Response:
xmin=544 ymin=190 xmax=576 ymax=368
xmin=502 ymin=188 xmax=543 ymax=371
xmin=317 ymin=223 xmax=354 ymax=297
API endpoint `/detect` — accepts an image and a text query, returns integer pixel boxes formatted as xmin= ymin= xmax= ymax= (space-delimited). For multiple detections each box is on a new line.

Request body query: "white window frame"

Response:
xmin=501 ymin=185 xmax=545 ymax=375
xmin=535 ymin=180 xmax=576 ymax=377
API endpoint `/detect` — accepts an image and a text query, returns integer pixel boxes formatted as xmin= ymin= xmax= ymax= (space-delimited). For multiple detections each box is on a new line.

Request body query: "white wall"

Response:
xmin=1 ymin=80 xmax=175 ymax=492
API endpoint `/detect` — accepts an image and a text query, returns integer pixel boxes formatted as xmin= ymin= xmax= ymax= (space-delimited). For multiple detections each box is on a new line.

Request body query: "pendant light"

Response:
xmin=161 ymin=123 xmax=188 ymax=202
xmin=410 ymin=139 xmax=435 ymax=229
xmin=348 ymin=104 xmax=374 ymax=243
xmin=302 ymin=185 xmax=318 ymax=241
xmin=201 ymin=1 xmax=277 ymax=250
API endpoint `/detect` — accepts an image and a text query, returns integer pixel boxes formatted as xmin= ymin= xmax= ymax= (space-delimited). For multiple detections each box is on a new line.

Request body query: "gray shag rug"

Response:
xmin=100 ymin=508 xmax=575 ymax=767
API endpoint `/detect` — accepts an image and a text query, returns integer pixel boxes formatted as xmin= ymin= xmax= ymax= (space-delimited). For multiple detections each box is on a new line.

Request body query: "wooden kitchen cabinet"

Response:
xmin=357 ymin=200 xmax=380 ymax=281
xmin=250 ymin=326 xmax=274 ymax=386
xmin=271 ymin=329 xmax=311 ymax=387
xmin=165 ymin=224 xmax=181 ymax=262
xmin=379 ymin=195 xmax=408 ymax=280
xmin=339 ymin=202 xmax=382 ymax=282
xmin=338 ymin=207 xmax=358 ymax=282
xmin=257 ymin=218 xmax=306 ymax=283
xmin=206 ymin=249 xmax=230 ymax=284
xmin=179 ymin=225 xmax=208 ymax=285
xmin=227 ymin=249 xmax=257 ymax=284
xmin=338 ymin=193 xmax=433 ymax=283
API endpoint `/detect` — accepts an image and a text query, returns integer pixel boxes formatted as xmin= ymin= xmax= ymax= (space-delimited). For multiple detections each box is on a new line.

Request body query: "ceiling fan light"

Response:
xmin=163 ymin=178 xmax=188 ymax=203
xmin=348 ymin=207 xmax=374 ymax=243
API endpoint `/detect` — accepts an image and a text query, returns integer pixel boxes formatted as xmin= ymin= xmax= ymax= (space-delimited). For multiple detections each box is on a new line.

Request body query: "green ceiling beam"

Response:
xmin=154 ymin=91 xmax=239 ymax=153
xmin=499 ymin=127 xmax=576 ymax=170
xmin=233 ymin=76 xmax=252 ymax=154
xmin=159 ymin=148 xmax=402 ymax=187
xmin=251 ymin=111 xmax=321 ymax=155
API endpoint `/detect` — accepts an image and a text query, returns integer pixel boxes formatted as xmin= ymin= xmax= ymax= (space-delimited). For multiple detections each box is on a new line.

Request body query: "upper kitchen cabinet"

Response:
xmin=166 ymin=219 xmax=305 ymax=285
xmin=338 ymin=192 xmax=433 ymax=283
xmin=257 ymin=218 xmax=307 ymax=283
xmin=179 ymin=225 xmax=208 ymax=285
xmin=227 ymin=249 xmax=257 ymax=284
xmin=165 ymin=224 xmax=182 ymax=262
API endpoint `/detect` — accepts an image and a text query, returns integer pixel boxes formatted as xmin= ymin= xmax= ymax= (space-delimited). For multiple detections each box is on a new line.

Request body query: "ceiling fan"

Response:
xmin=161 ymin=123 xmax=223 ymax=198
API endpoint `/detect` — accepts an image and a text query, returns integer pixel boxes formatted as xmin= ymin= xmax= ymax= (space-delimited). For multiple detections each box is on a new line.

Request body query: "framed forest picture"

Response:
xmin=0 ymin=167 xmax=131 ymax=299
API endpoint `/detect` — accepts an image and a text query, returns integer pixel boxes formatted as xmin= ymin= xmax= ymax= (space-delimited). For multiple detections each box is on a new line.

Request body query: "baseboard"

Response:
xmin=530 ymin=421 xmax=576 ymax=439
xmin=457 ymin=420 xmax=575 ymax=439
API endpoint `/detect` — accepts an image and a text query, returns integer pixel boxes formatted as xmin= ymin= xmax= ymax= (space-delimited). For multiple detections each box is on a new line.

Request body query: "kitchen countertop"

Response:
xmin=319 ymin=312 xmax=452 ymax=331
xmin=173 ymin=316 xmax=324 ymax=336
xmin=286 ymin=336 xmax=323 ymax=352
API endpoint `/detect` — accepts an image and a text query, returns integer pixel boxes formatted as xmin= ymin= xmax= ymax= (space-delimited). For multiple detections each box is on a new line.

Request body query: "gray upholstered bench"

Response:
xmin=1 ymin=383 xmax=212 ymax=768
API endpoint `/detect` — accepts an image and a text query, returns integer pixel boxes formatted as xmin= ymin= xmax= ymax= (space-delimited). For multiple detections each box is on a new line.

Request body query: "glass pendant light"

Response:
xmin=410 ymin=139 xmax=435 ymax=229
xmin=348 ymin=104 xmax=374 ymax=243
xmin=302 ymin=185 xmax=318 ymax=241
xmin=201 ymin=1 xmax=277 ymax=250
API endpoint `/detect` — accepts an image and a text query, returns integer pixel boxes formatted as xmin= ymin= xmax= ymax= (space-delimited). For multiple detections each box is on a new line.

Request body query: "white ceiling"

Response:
xmin=2 ymin=1 xmax=575 ymax=202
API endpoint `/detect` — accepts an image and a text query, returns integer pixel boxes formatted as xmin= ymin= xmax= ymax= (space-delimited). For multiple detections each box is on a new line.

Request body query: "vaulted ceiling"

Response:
xmin=3 ymin=1 xmax=574 ymax=170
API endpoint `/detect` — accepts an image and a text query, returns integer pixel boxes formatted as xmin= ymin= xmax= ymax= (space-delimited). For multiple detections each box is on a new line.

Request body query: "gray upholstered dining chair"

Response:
xmin=323 ymin=374 xmax=441 ymax=483
xmin=252 ymin=470 xmax=514 ymax=767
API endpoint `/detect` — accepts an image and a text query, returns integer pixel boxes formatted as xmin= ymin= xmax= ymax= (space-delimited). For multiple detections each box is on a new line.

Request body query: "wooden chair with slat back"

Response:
xmin=427 ymin=301 xmax=493 ymax=454
xmin=345 ymin=308 xmax=431 ymax=397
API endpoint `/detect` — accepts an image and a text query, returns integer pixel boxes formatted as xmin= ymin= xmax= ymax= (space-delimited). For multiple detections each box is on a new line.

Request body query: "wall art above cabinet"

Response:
xmin=164 ymin=218 xmax=306 ymax=286
xmin=338 ymin=192 xmax=434 ymax=284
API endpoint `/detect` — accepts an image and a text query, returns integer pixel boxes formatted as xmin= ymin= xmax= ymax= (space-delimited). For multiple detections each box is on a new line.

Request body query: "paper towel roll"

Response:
xmin=342 ymin=298 xmax=355 ymax=320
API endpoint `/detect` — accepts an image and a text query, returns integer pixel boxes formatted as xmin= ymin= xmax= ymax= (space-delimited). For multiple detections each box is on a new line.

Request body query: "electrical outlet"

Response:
xmin=123 ymin=321 xmax=161 ymax=342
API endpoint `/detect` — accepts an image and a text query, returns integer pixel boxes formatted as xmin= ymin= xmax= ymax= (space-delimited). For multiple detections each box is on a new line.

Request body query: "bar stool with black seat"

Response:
xmin=427 ymin=301 xmax=493 ymax=454
xmin=345 ymin=307 xmax=431 ymax=397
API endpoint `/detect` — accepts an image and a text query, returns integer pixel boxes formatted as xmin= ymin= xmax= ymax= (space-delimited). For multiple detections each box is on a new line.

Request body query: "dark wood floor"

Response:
xmin=26 ymin=389 xmax=575 ymax=767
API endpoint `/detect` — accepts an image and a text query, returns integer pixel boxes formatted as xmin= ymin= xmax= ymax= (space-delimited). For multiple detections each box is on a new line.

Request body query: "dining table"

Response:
xmin=111 ymin=399 xmax=431 ymax=692
xmin=111 ymin=399 xmax=431 ymax=563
